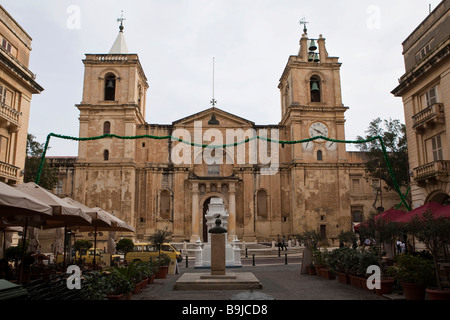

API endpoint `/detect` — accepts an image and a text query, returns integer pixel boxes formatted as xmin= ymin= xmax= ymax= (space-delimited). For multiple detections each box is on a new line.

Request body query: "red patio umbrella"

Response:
xmin=393 ymin=202 xmax=446 ymax=223
xmin=374 ymin=208 xmax=407 ymax=222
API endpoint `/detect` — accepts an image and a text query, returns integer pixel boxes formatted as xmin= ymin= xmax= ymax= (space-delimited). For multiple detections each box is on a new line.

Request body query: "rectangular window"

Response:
xmin=351 ymin=178 xmax=361 ymax=194
xmin=1 ymin=37 xmax=12 ymax=53
xmin=425 ymin=86 xmax=437 ymax=107
xmin=415 ymin=41 xmax=432 ymax=62
xmin=207 ymin=164 xmax=220 ymax=176
xmin=431 ymin=135 xmax=443 ymax=161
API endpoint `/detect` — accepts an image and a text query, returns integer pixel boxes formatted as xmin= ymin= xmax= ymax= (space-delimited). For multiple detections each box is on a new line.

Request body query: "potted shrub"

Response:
xmin=155 ymin=253 xmax=171 ymax=279
xmin=388 ymin=253 xmax=435 ymax=300
xmin=295 ymin=230 xmax=321 ymax=275
xmin=359 ymin=215 xmax=399 ymax=295
xmin=408 ymin=211 xmax=450 ymax=300
xmin=357 ymin=249 xmax=379 ymax=292
xmin=318 ymin=249 xmax=335 ymax=280
xmin=329 ymin=247 xmax=354 ymax=284
xmin=104 ymin=272 xmax=134 ymax=300
xmin=115 ymin=238 xmax=134 ymax=264
xmin=311 ymin=248 xmax=326 ymax=275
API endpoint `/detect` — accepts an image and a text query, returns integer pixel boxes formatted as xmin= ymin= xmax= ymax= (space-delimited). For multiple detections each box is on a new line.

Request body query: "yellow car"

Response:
xmin=76 ymin=248 xmax=103 ymax=264
xmin=125 ymin=243 xmax=183 ymax=263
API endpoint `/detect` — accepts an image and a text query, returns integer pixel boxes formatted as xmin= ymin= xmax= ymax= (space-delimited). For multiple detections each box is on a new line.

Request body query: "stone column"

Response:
xmin=191 ymin=182 xmax=200 ymax=242
xmin=228 ymin=182 xmax=236 ymax=242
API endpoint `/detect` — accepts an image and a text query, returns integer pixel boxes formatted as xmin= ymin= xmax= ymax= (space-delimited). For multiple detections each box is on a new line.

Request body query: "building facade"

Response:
xmin=392 ymin=0 xmax=450 ymax=207
xmin=50 ymin=25 xmax=402 ymax=247
xmin=0 ymin=5 xmax=43 ymax=185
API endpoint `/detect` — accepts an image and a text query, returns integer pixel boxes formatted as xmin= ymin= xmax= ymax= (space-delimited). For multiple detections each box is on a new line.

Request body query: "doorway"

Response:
xmin=202 ymin=197 xmax=212 ymax=242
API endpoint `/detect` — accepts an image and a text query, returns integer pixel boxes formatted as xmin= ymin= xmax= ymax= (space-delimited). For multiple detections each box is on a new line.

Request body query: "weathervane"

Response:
xmin=117 ymin=10 xmax=126 ymax=32
xmin=299 ymin=17 xmax=308 ymax=35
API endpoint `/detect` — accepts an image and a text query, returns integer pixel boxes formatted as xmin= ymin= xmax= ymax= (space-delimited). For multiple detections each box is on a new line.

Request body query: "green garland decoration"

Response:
xmin=35 ymin=132 xmax=411 ymax=211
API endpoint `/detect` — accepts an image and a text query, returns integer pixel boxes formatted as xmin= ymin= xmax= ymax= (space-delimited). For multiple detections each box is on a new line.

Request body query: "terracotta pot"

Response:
xmin=307 ymin=266 xmax=317 ymax=275
xmin=426 ymin=287 xmax=450 ymax=300
xmin=401 ymin=282 xmax=426 ymax=300
xmin=155 ymin=265 xmax=169 ymax=279
xmin=314 ymin=265 xmax=324 ymax=275
xmin=375 ymin=279 xmax=395 ymax=296
xmin=148 ymin=274 xmax=155 ymax=283
xmin=349 ymin=274 xmax=362 ymax=289
xmin=320 ymin=268 xmax=336 ymax=280
xmin=133 ymin=282 xmax=142 ymax=294
xmin=337 ymin=272 xmax=350 ymax=285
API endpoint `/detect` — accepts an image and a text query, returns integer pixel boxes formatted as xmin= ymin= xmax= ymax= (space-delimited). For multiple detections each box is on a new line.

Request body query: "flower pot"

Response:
xmin=155 ymin=265 xmax=169 ymax=279
xmin=375 ymin=279 xmax=395 ymax=296
xmin=141 ymin=279 xmax=147 ymax=289
xmin=401 ymin=282 xmax=426 ymax=300
xmin=148 ymin=274 xmax=155 ymax=283
xmin=349 ymin=274 xmax=362 ymax=289
xmin=106 ymin=294 xmax=125 ymax=300
xmin=314 ymin=265 xmax=324 ymax=275
xmin=133 ymin=282 xmax=142 ymax=294
xmin=426 ymin=287 xmax=450 ymax=300
xmin=307 ymin=265 xmax=316 ymax=275
xmin=320 ymin=268 xmax=336 ymax=280
xmin=337 ymin=272 xmax=350 ymax=285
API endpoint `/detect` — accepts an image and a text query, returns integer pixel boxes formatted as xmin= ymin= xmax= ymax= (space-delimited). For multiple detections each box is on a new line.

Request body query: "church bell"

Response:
xmin=309 ymin=39 xmax=317 ymax=51
xmin=311 ymin=82 xmax=320 ymax=91
xmin=106 ymin=79 xmax=115 ymax=88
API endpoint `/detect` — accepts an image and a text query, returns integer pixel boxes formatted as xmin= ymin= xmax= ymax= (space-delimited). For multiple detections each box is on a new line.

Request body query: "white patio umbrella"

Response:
xmin=62 ymin=198 xmax=112 ymax=268
xmin=0 ymin=182 xmax=53 ymax=281
xmin=14 ymin=183 xmax=92 ymax=269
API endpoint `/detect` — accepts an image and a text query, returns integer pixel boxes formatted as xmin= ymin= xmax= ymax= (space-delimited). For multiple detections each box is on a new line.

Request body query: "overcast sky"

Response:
xmin=3 ymin=0 xmax=443 ymax=156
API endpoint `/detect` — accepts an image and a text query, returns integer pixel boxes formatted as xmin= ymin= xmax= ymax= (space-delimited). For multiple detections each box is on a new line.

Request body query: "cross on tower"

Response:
xmin=299 ymin=18 xmax=309 ymax=35
xmin=117 ymin=10 xmax=126 ymax=32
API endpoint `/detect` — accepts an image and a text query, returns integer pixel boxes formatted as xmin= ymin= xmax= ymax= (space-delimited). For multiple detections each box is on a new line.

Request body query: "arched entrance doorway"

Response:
xmin=202 ymin=197 xmax=212 ymax=242
xmin=427 ymin=191 xmax=450 ymax=205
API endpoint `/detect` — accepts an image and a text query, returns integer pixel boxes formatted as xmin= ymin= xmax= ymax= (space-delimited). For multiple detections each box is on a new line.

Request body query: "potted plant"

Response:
xmin=318 ymin=249 xmax=335 ymax=280
xmin=311 ymin=248 xmax=326 ymax=276
xmin=408 ymin=211 xmax=450 ymax=300
xmin=329 ymin=247 xmax=354 ymax=284
xmin=104 ymin=272 xmax=134 ymax=300
xmin=84 ymin=271 xmax=109 ymax=300
xmin=155 ymin=253 xmax=171 ymax=279
xmin=388 ymin=253 xmax=435 ymax=300
xmin=115 ymin=238 xmax=134 ymax=264
xmin=357 ymin=249 xmax=379 ymax=292
xmin=295 ymin=230 xmax=321 ymax=275
xmin=73 ymin=239 xmax=93 ymax=265
xmin=359 ymin=215 xmax=399 ymax=295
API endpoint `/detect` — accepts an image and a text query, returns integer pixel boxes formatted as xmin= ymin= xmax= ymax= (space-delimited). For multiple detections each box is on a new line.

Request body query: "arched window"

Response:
xmin=160 ymin=190 xmax=171 ymax=220
xmin=310 ymin=76 xmax=321 ymax=102
xmin=104 ymin=73 xmax=116 ymax=101
xmin=317 ymin=150 xmax=323 ymax=161
xmin=257 ymin=190 xmax=268 ymax=220
xmin=103 ymin=121 xmax=111 ymax=135
xmin=103 ymin=150 xmax=109 ymax=161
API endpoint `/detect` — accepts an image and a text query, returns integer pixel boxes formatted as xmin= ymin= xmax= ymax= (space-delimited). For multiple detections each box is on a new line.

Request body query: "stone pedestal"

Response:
xmin=211 ymin=233 xmax=226 ymax=276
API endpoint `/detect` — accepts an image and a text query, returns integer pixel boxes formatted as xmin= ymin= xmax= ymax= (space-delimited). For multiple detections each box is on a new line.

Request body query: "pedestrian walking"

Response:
xmin=277 ymin=234 xmax=282 ymax=250
xmin=281 ymin=235 xmax=287 ymax=251
xmin=396 ymin=239 xmax=402 ymax=254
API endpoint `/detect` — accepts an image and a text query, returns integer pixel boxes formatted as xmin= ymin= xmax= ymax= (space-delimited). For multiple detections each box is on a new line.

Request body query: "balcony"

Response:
xmin=0 ymin=161 xmax=19 ymax=182
xmin=412 ymin=103 xmax=445 ymax=133
xmin=0 ymin=101 xmax=21 ymax=132
xmin=414 ymin=160 xmax=450 ymax=186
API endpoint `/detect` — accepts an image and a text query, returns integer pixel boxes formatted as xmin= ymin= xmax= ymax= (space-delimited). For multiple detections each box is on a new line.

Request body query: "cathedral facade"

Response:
xmin=50 ymin=26 xmax=402 ymax=246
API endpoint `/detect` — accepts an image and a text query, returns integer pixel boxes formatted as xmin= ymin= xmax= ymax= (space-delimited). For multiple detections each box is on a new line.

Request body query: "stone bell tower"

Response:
xmin=279 ymin=22 xmax=349 ymax=163
xmin=73 ymin=17 xmax=149 ymax=230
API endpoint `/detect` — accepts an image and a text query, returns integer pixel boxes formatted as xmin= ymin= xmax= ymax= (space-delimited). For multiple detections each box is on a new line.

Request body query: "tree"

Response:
xmin=73 ymin=239 xmax=93 ymax=256
xmin=149 ymin=229 xmax=172 ymax=261
xmin=24 ymin=134 xmax=58 ymax=190
xmin=115 ymin=238 xmax=134 ymax=261
xmin=356 ymin=118 xmax=410 ymax=208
